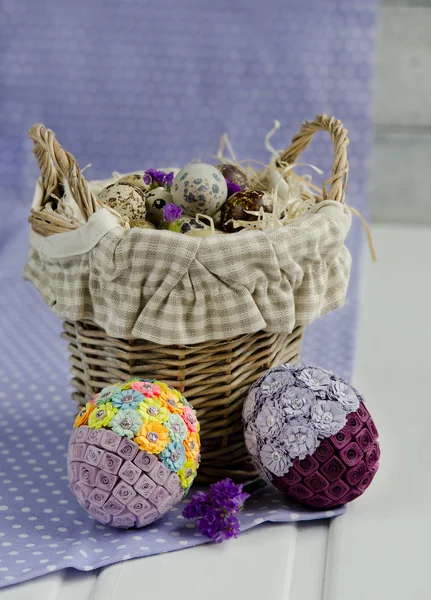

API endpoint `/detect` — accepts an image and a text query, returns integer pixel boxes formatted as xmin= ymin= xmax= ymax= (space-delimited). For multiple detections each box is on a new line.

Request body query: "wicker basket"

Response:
xmin=26 ymin=115 xmax=349 ymax=483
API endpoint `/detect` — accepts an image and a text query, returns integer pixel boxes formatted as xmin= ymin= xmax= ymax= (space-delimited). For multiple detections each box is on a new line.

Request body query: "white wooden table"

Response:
xmin=2 ymin=224 xmax=430 ymax=600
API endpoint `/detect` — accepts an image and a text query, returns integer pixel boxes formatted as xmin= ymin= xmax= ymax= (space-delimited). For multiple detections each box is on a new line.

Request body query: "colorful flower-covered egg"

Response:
xmin=172 ymin=163 xmax=228 ymax=217
xmin=221 ymin=189 xmax=273 ymax=233
xmin=243 ymin=365 xmax=380 ymax=509
xmin=97 ymin=183 xmax=147 ymax=224
xmin=68 ymin=379 xmax=200 ymax=528
xmin=145 ymin=187 xmax=174 ymax=226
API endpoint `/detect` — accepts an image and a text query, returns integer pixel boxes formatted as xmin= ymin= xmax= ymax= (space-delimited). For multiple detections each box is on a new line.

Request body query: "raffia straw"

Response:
xmin=216 ymin=125 xmax=376 ymax=260
xmin=264 ymin=119 xmax=283 ymax=157
xmin=228 ymin=162 xmax=318 ymax=231
xmin=216 ymin=133 xmax=239 ymax=165
xmin=349 ymin=207 xmax=377 ymax=262
xmin=216 ymin=127 xmax=321 ymax=231
xmin=195 ymin=214 xmax=216 ymax=235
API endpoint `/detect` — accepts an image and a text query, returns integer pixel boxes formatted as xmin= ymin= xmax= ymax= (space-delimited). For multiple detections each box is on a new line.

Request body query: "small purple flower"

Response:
xmin=200 ymin=510 xmax=241 ymax=543
xmin=311 ymin=400 xmax=347 ymax=436
xmin=279 ymin=386 xmax=315 ymax=418
xmin=183 ymin=478 xmax=249 ymax=543
xmin=255 ymin=403 xmax=283 ymax=439
xmin=162 ymin=202 xmax=182 ymax=223
xmin=328 ymin=380 xmax=360 ymax=412
xmin=143 ymin=168 xmax=166 ymax=186
xmin=282 ymin=418 xmax=319 ymax=460
xmin=225 ymin=178 xmax=242 ymax=198
xmin=210 ymin=479 xmax=249 ymax=510
xmin=143 ymin=169 xmax=175 ymax=191
xmin=297 ymin=367 xmax=331 ymax=394
xmin=182 ymin=491 xmax=207 ymax=519
xmin=260 ymin=441 xmax=291 ymax=476
xmin=163 ymin=171 xmax=175 ymax=190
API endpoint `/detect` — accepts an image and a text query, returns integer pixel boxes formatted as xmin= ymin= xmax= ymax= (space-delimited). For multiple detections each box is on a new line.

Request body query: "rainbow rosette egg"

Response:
xmin=68 ymin=379 xmax=200 ymax=528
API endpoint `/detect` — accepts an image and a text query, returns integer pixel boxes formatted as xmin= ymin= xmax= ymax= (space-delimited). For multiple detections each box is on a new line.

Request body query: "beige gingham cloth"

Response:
xmin=24 ymin=201 xmax=352 ymax=345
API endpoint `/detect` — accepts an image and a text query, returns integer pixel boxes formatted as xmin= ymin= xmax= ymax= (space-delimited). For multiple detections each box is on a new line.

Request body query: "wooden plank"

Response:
xmin=325 ymin=225 xmax=431 ymax=600
xmin=90 ymin=525 xmax=298 ymax=600
xmin=290 ymin=522 xmax=330 ymax=600
xmin=0 ymin=570 xmax=97 ymax=600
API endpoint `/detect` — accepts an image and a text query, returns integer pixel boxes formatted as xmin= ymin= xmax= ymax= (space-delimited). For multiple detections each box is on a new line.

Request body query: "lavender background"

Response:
xmin=0 ymin=0 xmax=377 ymax=589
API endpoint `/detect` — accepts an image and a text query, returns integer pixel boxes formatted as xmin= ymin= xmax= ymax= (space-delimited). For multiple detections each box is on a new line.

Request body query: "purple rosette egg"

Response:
xmin=243 ymin=364 xmax=380 ymax=509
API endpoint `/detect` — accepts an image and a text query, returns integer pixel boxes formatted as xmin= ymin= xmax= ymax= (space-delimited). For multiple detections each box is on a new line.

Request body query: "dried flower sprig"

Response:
xmin=143 ymin=169 xmax=175 ymax=192
xmin=182 ymin=478 xmax=249 ymax=543
xmin=162 ymin=203 xmax=182 ymax=223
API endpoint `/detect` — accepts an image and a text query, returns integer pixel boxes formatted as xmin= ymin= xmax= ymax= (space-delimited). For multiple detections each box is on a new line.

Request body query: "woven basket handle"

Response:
xmin=28 ymin=124 xmax=98 ymax=221
xmin=279 ymin=114 xmax=349 ymax=203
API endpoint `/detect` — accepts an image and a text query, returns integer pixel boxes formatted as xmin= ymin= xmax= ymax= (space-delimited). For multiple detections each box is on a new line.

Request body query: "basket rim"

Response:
xmin=28 ymin=195 xmax=351 ymax=261
xmin=27 ymin=114 xmax=349 ymax=237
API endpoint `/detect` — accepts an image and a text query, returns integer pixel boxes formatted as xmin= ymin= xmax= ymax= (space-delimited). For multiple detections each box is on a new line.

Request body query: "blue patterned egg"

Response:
xmin=172 ymin=163 xmax=228 ymax=217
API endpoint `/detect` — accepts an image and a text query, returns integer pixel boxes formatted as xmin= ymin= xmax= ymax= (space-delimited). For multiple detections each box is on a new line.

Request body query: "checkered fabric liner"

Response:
xmin=24 ymin=202 xmax=351 ymax=345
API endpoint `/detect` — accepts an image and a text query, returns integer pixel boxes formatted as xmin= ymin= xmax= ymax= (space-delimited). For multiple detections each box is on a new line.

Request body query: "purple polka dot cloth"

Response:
xmin=0 ymin=0 xmax=378 ymax=589
xmin=0 ymin=290 xmax=346 ymax=588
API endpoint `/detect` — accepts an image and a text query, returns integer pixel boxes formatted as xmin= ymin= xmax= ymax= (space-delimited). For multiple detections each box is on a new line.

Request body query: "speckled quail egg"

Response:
xmin=215 ymin=163 xmax=249 ymax=189
xmin=165 ymin=216 xmax=212 ymax=237
xmin=97 ymin=182 xmax=147 ymax=223
xmin=221 ymin=189 xmax=273 ymax=233
xmin=128 ymin=220 xmax=156 ymax=229
xmin=145 ymin=187 xmax=174 ymax=226
xmin=117 ymin=173 xmax=148 ymax=192
xmin=172 ymin=163 xmax=228 ymax=217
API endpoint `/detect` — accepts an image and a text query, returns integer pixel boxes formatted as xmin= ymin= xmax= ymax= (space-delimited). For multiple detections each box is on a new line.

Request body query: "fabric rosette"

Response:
xmin=72 ymin=378 xmax=201 ymax=492
xmin=137 ymin=397 xmax=169 ymax=424
xmin=69 ymin=378 xmax=202 ymax=529
xmin=242 ymin=364 xmax=380 ymax=509
xmin=74 ymin=402 xmax=94 ymax=428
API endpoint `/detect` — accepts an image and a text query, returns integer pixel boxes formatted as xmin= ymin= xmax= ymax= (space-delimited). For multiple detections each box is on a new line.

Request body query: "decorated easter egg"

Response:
xmin=243 ymin=365 xmax=380 ymax=509
xmin=68 ymin=378 xmax=201 ymax=528
xmin=97 ymin=183 xmax=147 ymax=224
xmin=216 ymin=163 xmax=249 ymax=189
xmin=221 ymin=189 xmax=273 ymax=233
xmin=118 ymin=173 xmax=148 ymax=192
xmin=172 ymin=163 xmax=228 ymax=217
xmin=145 ymin=187 xmax=174 ymax=225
